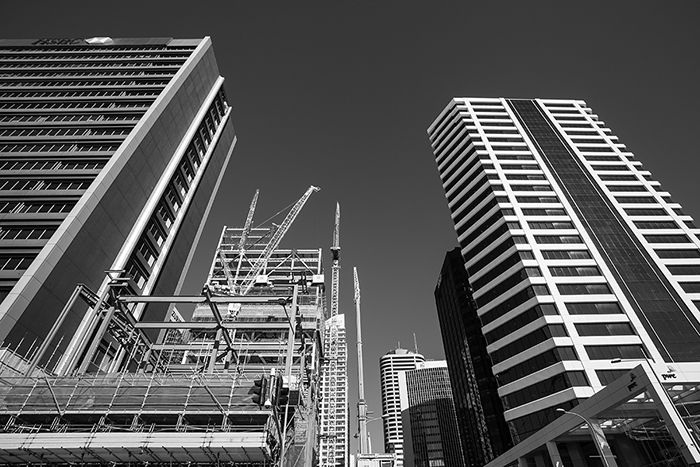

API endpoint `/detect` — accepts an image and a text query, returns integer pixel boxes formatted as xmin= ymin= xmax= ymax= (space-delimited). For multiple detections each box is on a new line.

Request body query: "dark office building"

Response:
xmin=399 ymin=361 xmax=465 ymax=467
xmin=435 ymin=248 xmax=512 ymax=465
xmin=0 ymin=37 xmax=236 ymax=369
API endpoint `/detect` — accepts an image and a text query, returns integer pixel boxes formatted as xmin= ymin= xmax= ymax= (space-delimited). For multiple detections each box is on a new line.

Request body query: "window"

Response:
xmin=490 ymin=325 xmax=568 ymax=365
xmin=576 ymin=323 xmax=635 ymax=336
xmin=634 ymin=221 xmax=679 ymax=229
xmin=625 ymin=208 xmax=667 ymax=216
xmin=655 ymin=249 xmax=700 ymax=259
xmin=502 ymin=371 xmax=589 ymax=410
xmin=522 ymin=208 xmax=567 ymax=216
xmin=549 ymin=266 xmax=601 ymax=277
xmin=558 ymin=283 xmax=611 ymax=295
xmin=0 ymin=254 xmax=36 ymax=270
xmin=541 ymin=250 xmax=591 ymax=260
xmin=566 ymin=302 xmax=622 ymax=315
xmin=644 ymin=234 xmax=690 ymax=243
xmin=516 ymin=196 xmax=559 ymax=204
xmin=680 ymin=282 xmax=700 ymax=293
xmin=484 ymin=304 xmax=558 ymax=345
xmin=496 ymin=347 xmax=578 ymax=386
xmin=596 ymin=370 xmax=629 ymax=385
xmin=667 ymin=265 xmax=700 ymax=276
xmin=615 ymin=196 xmax=656 ymax=204
xmin=528 ymin=221 xmax=574 ymax=230
xmin=534 ymin=235 xmax=582 ymax=244
xmin=585 ymin=345 xmax=646 ymax=360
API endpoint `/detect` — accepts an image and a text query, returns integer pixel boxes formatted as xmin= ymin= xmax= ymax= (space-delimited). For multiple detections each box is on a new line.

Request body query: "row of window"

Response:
xmin=0 ymin=142 xmax=120 ymax=153
xmin=0 ymin=200 xmax=75 ymax=214
xmin=484 ymin=304 xmax=557 ymax=345
xmin=0 ymin=101 xmax=150 ymax=111
xmin=0 ymin=159 xmax=105 ymax=171
xmin=0 ymin=225 xmax=56 ymax=240
xmin=0 ymin=79 xmax=170 ymax=88
xmin=124 ymin=89 xmax=228 ymax=290
xmin=0 ymin=178 xmax=92 ymax=191
xmin=0 ymin=70 xmax=178 ymax=79
xmin=501 ymin=371 xmax=589 ymax=410
xmin=0 ymin=113 xmax=143 ymax=123
xmin=0 ymin=254 xmax=36 ymax=271
xmin=0 ymin=90 xmax=162 ymax=99
xmin=0 ymin=61 xmax=184 ymax=70
xmin=495 ymin=346 xmax=578 ymax=386
xmin=0 ymin=127 xmax=130 ymax=138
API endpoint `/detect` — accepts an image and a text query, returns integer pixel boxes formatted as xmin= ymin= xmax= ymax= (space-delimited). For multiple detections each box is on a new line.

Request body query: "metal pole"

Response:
xmin=279 ymin=283 xmax=299 ymax=467
xmin=25 ymin=284 xmax=82 ymax=376
xmin=77 ymin=306 xmax=116 ymax=374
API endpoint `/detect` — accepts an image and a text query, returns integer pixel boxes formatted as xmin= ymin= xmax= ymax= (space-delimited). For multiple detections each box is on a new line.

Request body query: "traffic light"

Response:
xmin=252 ymin=375 xmax=270 ymax=407
xmin=276 ymin=375 xmax=290 ymax=407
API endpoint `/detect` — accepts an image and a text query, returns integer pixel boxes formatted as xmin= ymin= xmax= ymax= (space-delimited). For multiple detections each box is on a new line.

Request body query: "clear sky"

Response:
xmin=3 ymin=0 xmax=700 ymax=453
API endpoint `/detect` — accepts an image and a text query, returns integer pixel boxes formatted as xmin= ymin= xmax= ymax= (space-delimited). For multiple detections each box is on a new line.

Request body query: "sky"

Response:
xmin=3 ymin=0 xmax=700 ymax=453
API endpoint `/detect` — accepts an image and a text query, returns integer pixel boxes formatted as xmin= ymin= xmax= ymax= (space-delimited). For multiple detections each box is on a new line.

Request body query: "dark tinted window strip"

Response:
xmin=655 ymin=249 xmax=700 ymax=259
xmin=502 ymin=371 xmax=589 ymax=411
xmin=476 ymin=268 xmax=542 ymax=308
xmin=480 ymin=285 xmax=549 ymax=326
xmin=484 ymin=304 xmax=557 ymax=345
xmin=496 ymin=347 xmax=578 ymax=386
xmin=490 ymin=325 xmax=567 ymax=365
xmin=472 ymin=250 xmax=531 ymax=291
xmin=457 ymin=197 xmax=501 ymax=239
xmin=466 ymin=235 xmax=518 ymax=276
xmin=508 ymin=98 xmax=700 ymax=362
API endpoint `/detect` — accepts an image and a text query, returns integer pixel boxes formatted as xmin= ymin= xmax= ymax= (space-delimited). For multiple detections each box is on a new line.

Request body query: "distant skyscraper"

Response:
xmin=427 ymin=98 xmax=700 ymax=443
xmin=399 ymin=361 xmax=464 ymax=467
xmin=380 ymin=348 xmax=424 ymax=466
xmin=320 ymin=313 xmax=349 ymax=466
xmin=0 ymin=37 xmax=236 ymax=369
xmin=435 ymin=248 xmax=511 ymax=465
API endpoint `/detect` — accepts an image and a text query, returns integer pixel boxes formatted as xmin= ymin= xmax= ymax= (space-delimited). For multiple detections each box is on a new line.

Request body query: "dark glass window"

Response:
xmin=566 ymin=302 xmax=622 ymax=315
xmin=585 ymin=345 xmax=646 ymax=360
xmin=644 ymin=234 xmax=690 ymax=243
xmin=625 ymin=208 xmax=668 ymax=216
xmin=541 ymin=250 xmax=591 ymax=260
xmin=575 ymin=323 xmax=635 ymax=336
xmin=634 ymin=221 xmax=679 ymax=229
xmin=549 ymin=266 xmax=601 ymax=277
xmin=501 ymin=371 xmax=589 ymax=410
xmin=534 ymin=235 xmax=582 ymax=244
xmin=528 ymin=221 xmax=574 ymax=230
xmin=655 ymin=249 xmax=700 ymax=259
xmin=521 ymin=208 xmax=567 ymax=216
xmin=558 ymin=283 xmax=611 ymax=295
xmin=667 ymin=265 xmax=700 ymax=275
xmin=496 ymin=347 xmax=578 ymax=386
xmin=490 ymin=325 xmax=568 ymax=365
xmin=680 ymin=282 xmax=700 ymax=293
xmin=596 ymin=369 xmax=629 ymax=385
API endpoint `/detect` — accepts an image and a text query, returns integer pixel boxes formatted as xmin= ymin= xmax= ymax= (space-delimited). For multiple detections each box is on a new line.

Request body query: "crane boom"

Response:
xmin=232 ymin=190 xmax=260 ymax=290
xmin=237 ymin=185 xmax=320 ymax=295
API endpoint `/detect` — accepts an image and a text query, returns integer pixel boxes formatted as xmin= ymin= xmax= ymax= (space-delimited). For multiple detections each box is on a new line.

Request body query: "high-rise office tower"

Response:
xmin=398 ymin=361 xmax=465 ymax=467
xmin=380 ymin=348 xmax=424 ymax=466
xmin=427 ymin=98 xmax=700 ymax=445
xmin=319 ymin=204 xmax=349 ymax=467
xmin=319 ymin=314 xmax=349 ymax=466
xmin=0 ymin=37 xmax=236 ymax=368
xmin=435 ymin=247 xmax=511 ymax=465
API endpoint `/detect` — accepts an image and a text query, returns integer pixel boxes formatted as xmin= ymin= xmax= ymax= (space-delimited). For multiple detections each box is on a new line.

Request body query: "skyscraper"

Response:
xmin=0 ymin=37 xmax=236 ymax=369
xmin=380 ymin=348 xmax=424 ymax=466
xmin=398 ymin=360 xmax=465 ymax=467
xmin=427 ymin=98 xmax=700 ymax=445
xmin=435 ymin=248 xmax=511 ymax=465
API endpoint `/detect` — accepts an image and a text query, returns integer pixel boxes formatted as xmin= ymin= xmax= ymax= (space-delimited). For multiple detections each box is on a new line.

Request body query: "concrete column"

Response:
xmin=546 ymin=441 xmax=564 ymax=467
xmin=567 ymin=442 xmax=587 ymax=467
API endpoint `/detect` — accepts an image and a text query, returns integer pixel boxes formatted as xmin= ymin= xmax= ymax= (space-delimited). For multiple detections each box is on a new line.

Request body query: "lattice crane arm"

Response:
xmin=238 ymin=185 xmax=320 ymax=295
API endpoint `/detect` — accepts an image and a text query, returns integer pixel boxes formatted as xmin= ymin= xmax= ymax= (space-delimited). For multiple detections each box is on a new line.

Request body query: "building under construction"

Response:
xmin=0 ymin=186 xmax=327 ymax=465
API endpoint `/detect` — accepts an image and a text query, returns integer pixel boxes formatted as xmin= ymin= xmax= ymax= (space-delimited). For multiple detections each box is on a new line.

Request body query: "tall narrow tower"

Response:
xmin=319 ymin=204 xmax=349 ymax=466
xmin=354 ymin=267 xmax=370 ymax=455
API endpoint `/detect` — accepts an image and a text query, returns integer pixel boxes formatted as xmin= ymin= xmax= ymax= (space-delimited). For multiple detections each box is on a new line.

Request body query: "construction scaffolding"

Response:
xmin=0 ymin=186 xmax=327 ymax=466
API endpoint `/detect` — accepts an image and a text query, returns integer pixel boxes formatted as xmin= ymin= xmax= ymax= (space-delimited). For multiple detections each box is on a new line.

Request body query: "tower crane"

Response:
xmin=236 ymin=185 xmax=319 ymax=296
xmin=329 ymin=203 xmax=340 ymax=318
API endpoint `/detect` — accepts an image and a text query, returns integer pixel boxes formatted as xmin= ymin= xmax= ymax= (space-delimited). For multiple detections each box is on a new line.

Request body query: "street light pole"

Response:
xmin=556 ymin=408 xmax=614 ymax=467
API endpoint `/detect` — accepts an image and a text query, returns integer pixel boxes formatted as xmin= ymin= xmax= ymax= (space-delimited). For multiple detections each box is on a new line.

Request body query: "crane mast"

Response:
xmin=330 ymin=203 xmax=340 ymax=318
xmin=354 ymin=267 xmax=369 ymax=454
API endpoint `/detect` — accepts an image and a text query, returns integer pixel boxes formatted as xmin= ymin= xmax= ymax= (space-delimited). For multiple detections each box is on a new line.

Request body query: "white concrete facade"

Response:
xmin=428 ymin=97 xmax=700 ymax=443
